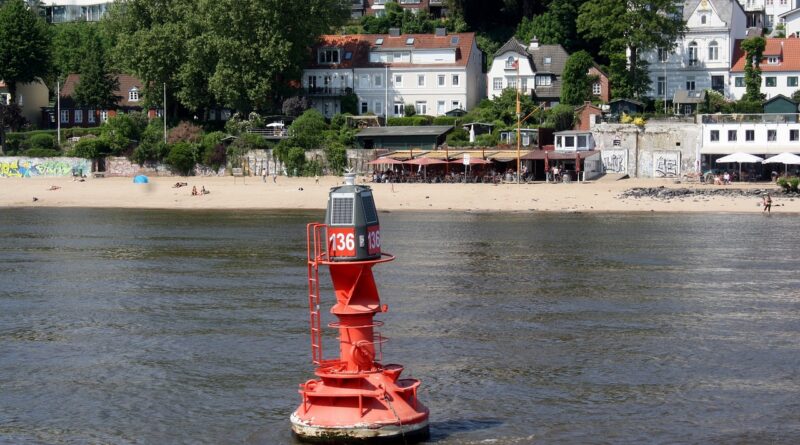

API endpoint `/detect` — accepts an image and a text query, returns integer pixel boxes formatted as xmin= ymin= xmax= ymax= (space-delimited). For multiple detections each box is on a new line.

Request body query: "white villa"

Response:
xmin=301 ymin=29 xmax=484 ymax=119
xmin=645 ymin=0 xmax=747 ymax=102
xmin=486 ymin=37 xmax=587 ymax=108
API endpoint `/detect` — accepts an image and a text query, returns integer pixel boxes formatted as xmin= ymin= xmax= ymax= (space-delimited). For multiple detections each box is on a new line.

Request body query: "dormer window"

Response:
xmin=701 ymin=15 xmax=707 ymax=24
xmin=129 ymin=87 xmax=140 ymax=102
xmin=768 ymin=56 xmax=779 ymax=64
xmin=318 ymin=48 xmax=340 ymax=64
xmin=544 ymin=57 xmax=552 ymax=65
xmin=505 ymin=56 xmax=516 ymax=69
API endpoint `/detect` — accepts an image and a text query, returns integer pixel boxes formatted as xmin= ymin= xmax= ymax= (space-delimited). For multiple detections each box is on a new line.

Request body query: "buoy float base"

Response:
xmin=291 ymin=363 xmax=429 ymax=444
xmin=290 ymin=414 xmax=429 ymax=444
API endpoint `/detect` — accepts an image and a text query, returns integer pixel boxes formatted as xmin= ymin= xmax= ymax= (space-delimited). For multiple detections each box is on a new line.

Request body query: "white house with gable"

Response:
xmin=645 ymin=0 xmax=747 ymax=102
xmin=302 ymin=29 xmax=484 ymax=119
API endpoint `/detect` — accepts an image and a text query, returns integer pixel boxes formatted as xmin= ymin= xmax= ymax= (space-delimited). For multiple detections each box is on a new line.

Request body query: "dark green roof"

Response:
xmin=356 ymin=126 xmax=453 ymax=137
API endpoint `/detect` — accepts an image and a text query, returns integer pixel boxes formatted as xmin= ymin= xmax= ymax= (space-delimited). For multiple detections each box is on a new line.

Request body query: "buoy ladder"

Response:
xmin=306 ymin=223 xmax=327 ymax=365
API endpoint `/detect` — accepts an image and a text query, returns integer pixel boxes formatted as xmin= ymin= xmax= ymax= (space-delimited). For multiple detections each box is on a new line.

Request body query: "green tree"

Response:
xmin=74 ymin=29 xmax=120 ymax=109
xmin=488 ymin=88 xmax=537 ymax=126
xmin=741 ymin=36 xmax=766 ymax=102
xmin=577 ymin=0 xmax=684 ymax=99
xmin=792 ymin=90 xmax=800 ymax=103
xmin=51 ymin=22 xmax=96 ymax=82
xmin=560 ymin=50 xmax=597 ymax=105
xmin=106 ymin=0 xmax=348 ymax=114
xmin=324 ymin=141 xmax=348 ymax=175
xmin=516 ymin=0 xmax=583 ymax=52
xmin=166 ymin=142 xmax=197 ymax=175
xmin=0 ymin=0 xmax=51 ymax=102
xmin=543 ymin=104 xmax=575 ymax=131
xmin=288 ymin=109 xmax=327 ymax=150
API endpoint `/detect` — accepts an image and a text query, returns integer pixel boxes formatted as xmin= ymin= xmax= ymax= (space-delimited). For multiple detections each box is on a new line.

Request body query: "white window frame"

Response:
xmin=374 ymin=100 xmax=383 ymax=115
xmin=318 ymin=48 xmax=340 ymax=64
xmin=415 ymin=101 xmax=426 ymax=115
xmin=87 ymin=110 xmax=96 ymax=124
xmin=129 ymin=88 xmax=140 ymax=102
xmin=393 ymin=102 xmax=404 ymax=116
xmin=492 ymin=77 xmax=502 ymax=90
xmin=452 ymin=74 xmax=459 ymax=86
xmin=437 ymin=100 xmax=445 ymax=115
xmin=437 ymin=74 xmax=445 ymax=86
xmin=100 ymin=110 xmax=109 ymax=122
xmin=593 ymin=82 xmax=601 ymax=95
xmin=417 ymin=74 xmax=425 ymax=87
xmin=74 ymin=109 xmax=83 ymax=123
xmin=360 ymin=101 xmax=369 ymax=114
xmin=60 ymin=110 xmax=69 ymax=123
xmin=394 ymin=74 xmax=403 ymax=87
xmin=708 ymin=41 xmax=719 ymax=61
xmin=535 ymin=75 xmax=551 ymax=86
xmin=374 ymin=74 xmax=383 ymax=87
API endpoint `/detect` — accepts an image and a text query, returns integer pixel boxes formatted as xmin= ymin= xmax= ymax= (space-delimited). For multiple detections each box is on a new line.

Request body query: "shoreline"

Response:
xmin=1 ymin=176 xmax=797 ymax=214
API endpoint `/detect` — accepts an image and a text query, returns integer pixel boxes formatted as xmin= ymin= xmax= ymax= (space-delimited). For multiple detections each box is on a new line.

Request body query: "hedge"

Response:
xmin=387 ymin=116 xmax=433 ymax=126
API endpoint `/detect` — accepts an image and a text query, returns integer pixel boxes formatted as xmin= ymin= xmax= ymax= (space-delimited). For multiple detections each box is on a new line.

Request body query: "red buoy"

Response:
xmin=291 ymin=173 xmax=429 ymax=443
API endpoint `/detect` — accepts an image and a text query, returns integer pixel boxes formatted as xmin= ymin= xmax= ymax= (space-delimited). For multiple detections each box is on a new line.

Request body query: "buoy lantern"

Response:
xmin=290 ymin=173 xmax=430 ymax=443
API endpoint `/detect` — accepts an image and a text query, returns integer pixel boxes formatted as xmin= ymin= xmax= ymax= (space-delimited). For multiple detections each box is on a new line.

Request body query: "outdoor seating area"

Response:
xmin=367 ymin=149 xmax=596 ymax=183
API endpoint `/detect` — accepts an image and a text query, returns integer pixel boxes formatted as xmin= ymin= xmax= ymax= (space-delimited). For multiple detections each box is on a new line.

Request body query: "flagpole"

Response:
xmin=516 ymin=58 xmax=521 ymax=185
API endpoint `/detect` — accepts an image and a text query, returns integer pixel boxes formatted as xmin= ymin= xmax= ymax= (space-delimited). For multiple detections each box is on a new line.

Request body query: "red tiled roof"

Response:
xmin=60 ymin=73 xmax=146 ymax=107
xmin=307 ymin=32 xmax=476 ymax=69
xmin=731 ymin=38 xmax=800 ymax=72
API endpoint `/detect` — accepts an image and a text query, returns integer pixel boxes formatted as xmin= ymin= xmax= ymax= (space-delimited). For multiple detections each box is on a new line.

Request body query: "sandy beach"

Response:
xmin=1 ymin=175 xmax=797 ymax=213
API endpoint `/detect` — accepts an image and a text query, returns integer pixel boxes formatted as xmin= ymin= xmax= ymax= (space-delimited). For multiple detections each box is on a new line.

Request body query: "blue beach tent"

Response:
xmin=133 ymin=175 xmax=149 ymax=184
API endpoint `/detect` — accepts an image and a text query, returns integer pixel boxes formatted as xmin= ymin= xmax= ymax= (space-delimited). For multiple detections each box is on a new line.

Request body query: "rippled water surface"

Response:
xmin=1 ymin=208 xmax=799 ymax=444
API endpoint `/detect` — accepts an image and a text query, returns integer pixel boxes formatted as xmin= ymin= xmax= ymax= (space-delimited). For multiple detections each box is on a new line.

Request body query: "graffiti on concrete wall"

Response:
xmin=0 ymin=157 xmax=91 ymax=178
xmin=601 ymin=149 xmax=628 ymax=174
xmin=653 ymin=151 xmax=681 ymax=178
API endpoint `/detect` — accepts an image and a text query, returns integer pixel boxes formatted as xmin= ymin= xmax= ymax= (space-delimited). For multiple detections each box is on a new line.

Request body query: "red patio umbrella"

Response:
xmin=367 ymin=156 xmax=405 ymax=165
xmin=404 ymin=157 xmax=447 ymax=181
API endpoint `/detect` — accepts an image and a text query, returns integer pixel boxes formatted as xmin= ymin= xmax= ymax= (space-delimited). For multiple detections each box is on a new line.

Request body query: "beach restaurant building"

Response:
xmin=699 ymin=113 xmax=800 ymax=178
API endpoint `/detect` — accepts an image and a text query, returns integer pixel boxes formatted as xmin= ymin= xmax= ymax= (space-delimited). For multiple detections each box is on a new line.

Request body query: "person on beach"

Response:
xmin=763 ymin=194 xmax=772 ymax=213
xmin=262 ymin=168 xmax=267 ymax=183
xmin=272 ymin=173 xmax=277 ymax=183
xmin=192 ymin=186 xmax=198 ymax=196
xmin=723 ymin=172 xmax=730 ymax=185
xmin=201 ymin=186 xmax=209 ymax=195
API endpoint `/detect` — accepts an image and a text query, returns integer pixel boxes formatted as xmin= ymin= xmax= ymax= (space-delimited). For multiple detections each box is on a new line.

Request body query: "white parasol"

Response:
xmin=716 ymin=153 xmax=763 ymax=181
xmin=762 ymin=152 xmax=800 ymax=175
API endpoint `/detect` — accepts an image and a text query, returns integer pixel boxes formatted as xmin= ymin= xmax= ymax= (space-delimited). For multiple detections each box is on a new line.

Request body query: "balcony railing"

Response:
xmin=429 ymin=0 xmax=445 ymax=5
xmin=303 ymin=87 xmax=351 ymax=97
xmin=700 ymin=114 xmax=800 ymax=124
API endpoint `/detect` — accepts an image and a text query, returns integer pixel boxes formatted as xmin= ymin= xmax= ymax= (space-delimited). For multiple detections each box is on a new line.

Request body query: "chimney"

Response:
xmin=529 ymin=36 xmax=539 ymax=50
xmin=388 ymin=28 xmax=400 ymax=37
xmin=435 ymin=27 xmax=447 ymax=37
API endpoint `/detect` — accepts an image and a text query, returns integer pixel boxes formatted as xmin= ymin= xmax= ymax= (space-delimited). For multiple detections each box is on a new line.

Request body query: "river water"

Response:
xmin=1 ymin=208 xmax=799 ymax=444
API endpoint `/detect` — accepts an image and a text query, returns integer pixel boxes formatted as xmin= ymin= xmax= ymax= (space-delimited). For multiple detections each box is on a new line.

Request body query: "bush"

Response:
xmin=403 ymin=104 xmax=416 ymax=117
xmin=432 ymin=116 xmax=458 ymax=126
xmin=131 ymin=142 xmax=168 ymax=166
xmin=166 ymin=142 xmax=197 ymax=175
xmin=324 ymin=141 xmax=348 ymax=175
xmin=285 ymin=146 xmax=306 ymax=176
xmin=734 ymin=100 xmax=763 ymax=113
xmin=167 ymin=121 xmax=203 ymax=144
xmin=446 ymin=127 xmax=470 ymax=146
xmin=23 ymin=148 xmax=61 ymax=157
xmin=387 ymin=116 xmax=432 ymax=126
xmin=778 ymin=177 xmax=800 ymax=192
xmin=282 ymin=96 xmax=310 ymax=117
xmin=68 ymin=137 xmax=110 ymax=159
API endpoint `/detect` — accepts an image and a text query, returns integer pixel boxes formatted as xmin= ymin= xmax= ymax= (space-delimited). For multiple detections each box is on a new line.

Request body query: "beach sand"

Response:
xmin=1 ymin=175 xmax=797 ymax=213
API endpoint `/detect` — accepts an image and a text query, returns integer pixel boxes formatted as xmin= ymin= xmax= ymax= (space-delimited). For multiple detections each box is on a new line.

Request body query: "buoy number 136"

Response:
xmin=329 ymin=232 xmax=355 ymax=253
